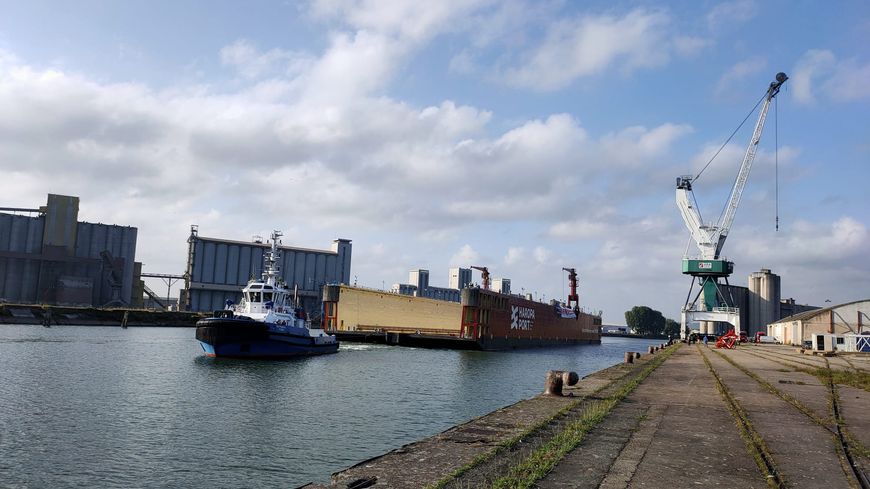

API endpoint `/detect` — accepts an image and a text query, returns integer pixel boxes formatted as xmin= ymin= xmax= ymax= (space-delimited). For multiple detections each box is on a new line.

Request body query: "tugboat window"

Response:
xmin=263 ymin=293 xmax=272 ymax=302
xmin=251 ymin=292 xmax=261 ymax=302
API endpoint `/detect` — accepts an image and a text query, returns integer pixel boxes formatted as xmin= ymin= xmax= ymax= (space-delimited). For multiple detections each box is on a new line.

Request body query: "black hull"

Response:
xmin=196 ymin=317 xmax=338 ymax=358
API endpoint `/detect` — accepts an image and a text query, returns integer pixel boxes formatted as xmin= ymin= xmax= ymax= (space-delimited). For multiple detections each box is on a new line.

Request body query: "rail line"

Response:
xmin=696 ymin=346 xmax=784 ymax=488
xmin=712 ymin=347 xmax=868 ymax=488
xmin=745 ymin=346 xmax=869 ymax=374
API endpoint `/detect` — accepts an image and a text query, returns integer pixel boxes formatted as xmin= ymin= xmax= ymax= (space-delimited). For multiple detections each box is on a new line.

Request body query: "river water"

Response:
xmin=0 ymin=325 xmax=662 ymax=487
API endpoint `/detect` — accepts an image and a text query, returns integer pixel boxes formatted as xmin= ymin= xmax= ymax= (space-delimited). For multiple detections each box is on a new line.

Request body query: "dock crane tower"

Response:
xmin=677 ymin=72 xmax=787 ymax=337
xmin=563 ymin=267 xmax=581 ymax=317
xmin=471 ymin=266 xmax=490 ymax=290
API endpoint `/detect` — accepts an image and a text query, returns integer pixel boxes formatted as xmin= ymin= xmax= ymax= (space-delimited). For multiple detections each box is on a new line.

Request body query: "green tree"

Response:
xmin=624 ymin=306 xmax=666 ymax=337
xmin=664 ymin=318 xmax=680 ymax=338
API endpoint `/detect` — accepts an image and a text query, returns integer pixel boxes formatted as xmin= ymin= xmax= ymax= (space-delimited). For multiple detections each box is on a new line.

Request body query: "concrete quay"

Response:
xmin=303 ymin=343 xmax=869 ymax=488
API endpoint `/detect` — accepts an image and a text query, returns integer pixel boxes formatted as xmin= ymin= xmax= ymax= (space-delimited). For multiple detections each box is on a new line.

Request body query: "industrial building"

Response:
xmin=767 ymin=299 xmax=869 ymax=346
xmin=448 ymin=267 xmax=472 ymax=290
xmin=391 ymin=267 xmax=510 ymax=303
xmin=0 ymin=194 xmax=138 ymax=307
xmin=702 ymin=268 xmax=819 ymax=337
xmin=392 ymin=269 xmax=464 ymax=302
xmin=181 ymin=226 xmax=351 ymax=314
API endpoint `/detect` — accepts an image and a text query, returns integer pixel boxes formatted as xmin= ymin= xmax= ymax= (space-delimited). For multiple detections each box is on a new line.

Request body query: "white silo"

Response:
xmin=748 ymin=269 xmax=781 ymax=336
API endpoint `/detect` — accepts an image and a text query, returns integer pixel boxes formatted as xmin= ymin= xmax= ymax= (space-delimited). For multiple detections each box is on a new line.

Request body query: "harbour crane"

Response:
xmin=562 ymin=267 xmax=581 ymax=317
xmin=676 ymin=72 xmax=787 ymax=336
xmin=471 ymin=266 xmax=490 ymax=290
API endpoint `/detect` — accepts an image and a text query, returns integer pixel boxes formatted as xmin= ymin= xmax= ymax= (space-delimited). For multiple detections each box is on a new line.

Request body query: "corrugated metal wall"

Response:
xmin=74 ymin=222 xmax=138 ymax=304
xmin=0 ymin=213 xmax=45 ymax=302
xmin=187 ymin=237 xmax=351 ymax=313
xmin=0 ymin=209 xmax=138 ymax=306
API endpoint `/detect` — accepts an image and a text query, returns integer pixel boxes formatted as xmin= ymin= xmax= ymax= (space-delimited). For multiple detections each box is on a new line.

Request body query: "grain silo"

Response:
xmin=748 ymin=268 xmax=781 ymax=335
xmin=181 ymin=226 xmax=351 ymax=315
xmin=0 ymin=194 xmax=138 ymax=306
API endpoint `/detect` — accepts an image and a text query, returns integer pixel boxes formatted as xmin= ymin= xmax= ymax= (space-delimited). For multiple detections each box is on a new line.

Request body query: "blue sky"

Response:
xmin=1 ymin=0 xmax=868 ymax=322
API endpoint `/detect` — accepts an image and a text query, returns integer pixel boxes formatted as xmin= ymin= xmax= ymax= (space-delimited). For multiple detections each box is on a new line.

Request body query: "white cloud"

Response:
xmin=309 ymin=0 xmax=490 ymax=43
xmin=533 ymin=246 xmax=552 ymax=264
xmin=707 ymin=0 xmax=758 ymax=30
xmin=599 ymin=123 xmax=694 ymax=167
xmin=714 ymin=56 xmax=767 ymax=98
xmin=220 ymin=39 xmax=312 ymax=80
xmin=450 ymin=244 xmax=480 ymax=267
xmin=504 ymin=247 xmax=525 ymax=265
xmin=740 ymin=217 xmax=867 ymax=264
xmin=672 ymin=35 xmax=711 ymax=57
xmin=549 ymin=218 xmax=611 ymax=240
xmin=791 ymin=49 xmax=836 ymax=105
xmin=791 ymin=49 xmax=870 ymax=105
xmin=502 ymin=9 xmax=672 ymax=90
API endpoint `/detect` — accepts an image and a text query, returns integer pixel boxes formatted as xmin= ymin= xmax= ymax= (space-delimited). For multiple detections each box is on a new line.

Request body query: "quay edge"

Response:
xmin=0 ymin=303 xmax=204 ymax=327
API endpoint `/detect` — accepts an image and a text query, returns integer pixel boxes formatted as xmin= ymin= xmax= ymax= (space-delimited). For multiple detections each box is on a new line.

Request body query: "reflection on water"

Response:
xmin=0 ymin=325 xmax=662 ymax=487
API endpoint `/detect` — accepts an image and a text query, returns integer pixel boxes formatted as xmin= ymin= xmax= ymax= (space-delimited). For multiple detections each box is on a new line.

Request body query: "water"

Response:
xmin=0 ymin=325 xmax=662 ymax=487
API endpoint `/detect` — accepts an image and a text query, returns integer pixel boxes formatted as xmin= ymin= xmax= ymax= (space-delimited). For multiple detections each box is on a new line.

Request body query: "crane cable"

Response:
xmin=774 ymin=82 xmax=787 ymax=233
xmin=692 ymin=91 xmax=767 ymax=183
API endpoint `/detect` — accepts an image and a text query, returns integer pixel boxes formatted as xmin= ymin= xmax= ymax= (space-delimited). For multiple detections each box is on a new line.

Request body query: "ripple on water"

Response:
xmin=0 ymin=325 xmax=664 ymax=487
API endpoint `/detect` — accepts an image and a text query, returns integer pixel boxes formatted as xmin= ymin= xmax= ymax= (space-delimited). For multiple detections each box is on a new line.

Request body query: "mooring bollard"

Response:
xmin=634 ymin=352 xmax=641 ymax=360
xmin=648 ymin=345 xmax=655 ymax=354
xmin=624 ymin=352 xmax=634 ymax=364
xmin=544 ymin=370 xmax=579 ymax=396
xmin=562 ymin=371 xmax=579 ymax=387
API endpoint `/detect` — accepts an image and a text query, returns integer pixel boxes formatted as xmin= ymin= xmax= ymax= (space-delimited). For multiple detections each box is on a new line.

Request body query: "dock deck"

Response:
xmin=303 ymin=343 xmax=869 ymax=488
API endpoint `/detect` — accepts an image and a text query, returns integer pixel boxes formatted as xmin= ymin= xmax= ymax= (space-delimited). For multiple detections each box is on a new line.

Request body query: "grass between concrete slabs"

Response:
xmin=712 ymin=349 xmax=832 ymax=427
xmin=732 ymin=348 xmax=870 ymax=461
xmin=698 ymin=346 xmax=784 ymax=489
xmin=484 ymin=344 xmax=679 ymax=489
xmin=426 ymin=343 xmax=680 ymax=489
xmin=825 ymin=368 xmax=870 ymax=392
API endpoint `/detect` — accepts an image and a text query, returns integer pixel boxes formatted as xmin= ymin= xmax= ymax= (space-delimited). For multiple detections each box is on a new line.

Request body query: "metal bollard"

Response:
xmin=634 ymin=352 xmax=641 ymax=360
xmin=648 ymin=345 xmax=655 ymax=354
xmin=545 ymin=370 xmax=579 ymax=396
xmin=562 ymin=371 xmax=579 ymax=387
xmin=624 ymin=352 xmax=634 ymax=364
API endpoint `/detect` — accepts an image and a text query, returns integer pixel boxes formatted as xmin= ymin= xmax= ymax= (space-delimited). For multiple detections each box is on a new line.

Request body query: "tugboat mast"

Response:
xmin=262 ymin=230 xmax=283 ymax=286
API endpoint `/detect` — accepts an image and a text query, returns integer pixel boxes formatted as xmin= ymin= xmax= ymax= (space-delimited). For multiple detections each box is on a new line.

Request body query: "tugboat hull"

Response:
xmin=195 ymin=318 xmax=339 ymax=359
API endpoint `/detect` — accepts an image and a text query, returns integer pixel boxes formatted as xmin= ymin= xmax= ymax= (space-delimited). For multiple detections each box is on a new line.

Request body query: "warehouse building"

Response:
xmin=392 ymin=268 xmax=466 ymax=302
xmin=181 ymin=226 xmax=351 ymax=314
xmin=391 ymin=267 xmax=510 ymax=303
xmin=767 ymin=299 xmax=869 ymax=346
xmin=709 ymin=268 xmax=818 ymax=337
xmin=0 ymin=194 xmax=138 ymax=306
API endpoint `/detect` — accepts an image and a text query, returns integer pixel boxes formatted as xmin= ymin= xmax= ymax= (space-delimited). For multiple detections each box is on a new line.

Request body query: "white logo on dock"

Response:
xmin=511 ymin=306 xmax=535 ymax=330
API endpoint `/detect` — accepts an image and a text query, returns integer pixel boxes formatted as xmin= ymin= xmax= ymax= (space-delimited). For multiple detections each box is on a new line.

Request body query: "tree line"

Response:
xmin=624 ymin=305 xmax=680 ymax=338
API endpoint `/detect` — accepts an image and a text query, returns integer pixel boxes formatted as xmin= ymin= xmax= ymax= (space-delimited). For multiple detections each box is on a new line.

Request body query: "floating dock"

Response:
xmin=322 ymin=285 xmax=601 ymax=350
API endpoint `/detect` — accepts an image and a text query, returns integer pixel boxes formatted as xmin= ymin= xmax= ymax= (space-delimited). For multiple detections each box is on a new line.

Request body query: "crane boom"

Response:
xmin=676 ymin=72 xmax=787 ymax=259
xmin=715 ymin=72 xmax=787 ymax=256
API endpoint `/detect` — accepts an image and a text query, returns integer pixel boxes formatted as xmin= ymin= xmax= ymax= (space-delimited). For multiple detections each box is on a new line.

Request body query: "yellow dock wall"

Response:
xmin=335 ymin=286 xmax=462 ymax=334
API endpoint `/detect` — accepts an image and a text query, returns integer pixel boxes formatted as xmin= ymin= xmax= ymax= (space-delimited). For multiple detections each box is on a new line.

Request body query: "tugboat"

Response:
xmin=195 ymin=231 xmax=339 ymax=358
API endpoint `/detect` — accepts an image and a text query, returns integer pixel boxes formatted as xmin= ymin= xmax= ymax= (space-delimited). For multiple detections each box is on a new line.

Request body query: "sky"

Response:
xmin=1 ymin=0 xmax=868 ymax=323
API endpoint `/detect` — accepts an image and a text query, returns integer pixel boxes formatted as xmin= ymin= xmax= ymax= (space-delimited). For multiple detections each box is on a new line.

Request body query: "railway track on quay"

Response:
xmin=699 ymin=345 xmax=870 ymax=489
xmin=306 ymin=344 xmax=867 ymax=488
